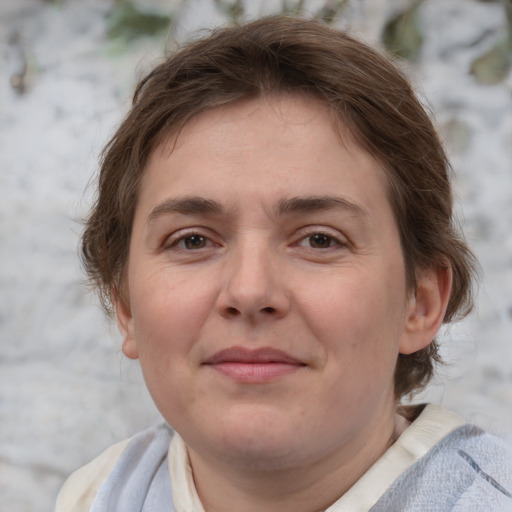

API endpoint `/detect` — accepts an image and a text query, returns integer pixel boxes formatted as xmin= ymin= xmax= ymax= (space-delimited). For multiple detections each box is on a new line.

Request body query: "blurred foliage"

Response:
xmin=214 ymin=0 xmax=245 ymax=21
xmin=227 ymin=0 xmax=244 ymax=20
xmin=470 ymin=38 xmax=511 ymax=85
xmin=315 ymin=0 xmax=349 ymax=24
xmin=214 ymin=0 xmax=347 ymax=24
xmin=470 ymin=0 xmax=512 ymax=84
xmin=381 ymin=0 xmax=425 ymax=62
xmin=103 ymin=0 xmax=511 ymax=85
xmin=280 ymin=0 xmax=348 ymax=23
xmin=107 ymin=0 xmax=172 ymax=42
xmin=281 ymin=0 xmax=306 ymax=15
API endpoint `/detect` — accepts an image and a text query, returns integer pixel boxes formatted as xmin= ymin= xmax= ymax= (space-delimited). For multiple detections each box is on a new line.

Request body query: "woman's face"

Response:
xmin=117 ymin=95 xmax=424 ymax=472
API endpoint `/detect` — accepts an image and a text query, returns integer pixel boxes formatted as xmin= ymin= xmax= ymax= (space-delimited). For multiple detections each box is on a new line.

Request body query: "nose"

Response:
xmin=217 ymin=238 xmax=290 ymax=321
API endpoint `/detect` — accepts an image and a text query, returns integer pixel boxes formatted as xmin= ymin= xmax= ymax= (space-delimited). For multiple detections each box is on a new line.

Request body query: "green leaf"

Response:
xmin=470 ymin=0 xmax=512 ymax=84
xmin=470 ymin=38 xmax=511 ymax=85
xmin=381 ymin=1 xmax=424 ymax=62
xmin=213 ymin=0 xmax=245 ymax=21
xmin=281 ymin=0 xmax=305 ymax=15
xmin=315 ymin=0 xmax=349 ymax=24
xmin=107 ymin=1 xmax=172 ymax=43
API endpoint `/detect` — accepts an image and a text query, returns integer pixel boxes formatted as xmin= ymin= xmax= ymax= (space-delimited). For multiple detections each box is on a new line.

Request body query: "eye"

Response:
xmin=298 ymin=232 xmax=341 ymax=249
xmin=172 ymin=233 xmax=213 ymax=250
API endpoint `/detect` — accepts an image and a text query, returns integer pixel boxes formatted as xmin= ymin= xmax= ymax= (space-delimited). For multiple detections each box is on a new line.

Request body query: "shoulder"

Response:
xmin=55 ymin=424 xmax=173 ymax=512
xmin=55 ymin=437 xmax=131 ymax=512
xmin=440 ymin=424 xmax=512 ymax=509
xmin=445 ymin=423 xmax=512 ymax=473
xmin=374 ymin=419 xmax=512 ymax=511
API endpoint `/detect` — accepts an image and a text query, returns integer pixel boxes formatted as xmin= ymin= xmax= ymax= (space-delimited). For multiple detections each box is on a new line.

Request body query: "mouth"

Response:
xmin=203 ymin=347 xmax=307 ymax=382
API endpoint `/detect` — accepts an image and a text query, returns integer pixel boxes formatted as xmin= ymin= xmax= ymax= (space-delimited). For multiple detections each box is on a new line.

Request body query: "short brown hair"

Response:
xmin=81 ymin=15 xmax=476 ymax=399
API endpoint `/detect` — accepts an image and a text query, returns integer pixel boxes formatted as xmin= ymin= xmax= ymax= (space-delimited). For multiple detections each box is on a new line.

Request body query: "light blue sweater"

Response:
xmin=372 ymin=424 xmax=512 ymax=511
xmin=87 ymin=421 xmax=512 ymax=511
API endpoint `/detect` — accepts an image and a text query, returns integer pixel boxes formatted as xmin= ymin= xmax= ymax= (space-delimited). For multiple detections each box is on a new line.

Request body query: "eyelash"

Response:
xmin=295 ymin=230 xmax=345 ymax=250
xmin=167 ymin=230 xmax=215 ymax=251
xmin=164 ymin=228 xmax=347 ymax=253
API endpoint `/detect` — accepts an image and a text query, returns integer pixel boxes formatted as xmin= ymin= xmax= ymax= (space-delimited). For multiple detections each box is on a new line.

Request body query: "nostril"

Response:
xmin=261 ymin=307 xmax=276 ymax=314
xmin=226 ymin=307 xmax=240 ymax=316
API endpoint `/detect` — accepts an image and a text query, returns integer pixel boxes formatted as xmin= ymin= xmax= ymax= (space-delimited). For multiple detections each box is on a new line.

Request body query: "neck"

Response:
xmin=186 ymin=410 xmax=409 ymax=512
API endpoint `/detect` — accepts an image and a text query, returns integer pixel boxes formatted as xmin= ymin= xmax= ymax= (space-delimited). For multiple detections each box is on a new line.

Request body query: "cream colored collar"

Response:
xmin=168 ymin=404 xmax=466 ymax=512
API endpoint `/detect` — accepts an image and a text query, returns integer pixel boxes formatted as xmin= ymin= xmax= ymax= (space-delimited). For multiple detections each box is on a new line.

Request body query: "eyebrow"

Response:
xmin=148 ymin=197 xmax=226 ymax=223
xmin=277 ymin=195 xmax=368 ymax=217
xmin=147 ymin=194 xmax=367 ymax=223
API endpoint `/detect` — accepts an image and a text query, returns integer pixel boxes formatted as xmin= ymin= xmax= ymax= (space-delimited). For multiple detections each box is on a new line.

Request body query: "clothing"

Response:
xmin=56 ymin=404 xmax=512 ymax=512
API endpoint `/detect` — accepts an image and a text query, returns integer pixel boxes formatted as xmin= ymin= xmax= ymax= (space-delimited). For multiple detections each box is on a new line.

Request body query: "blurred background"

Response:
xmin=1 ymin=0 xmax=511 ymax=510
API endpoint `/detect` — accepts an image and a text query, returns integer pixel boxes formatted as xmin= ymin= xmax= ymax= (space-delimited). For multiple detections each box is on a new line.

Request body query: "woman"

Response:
xmin=56 ymin=16 xmax=512 ymax=512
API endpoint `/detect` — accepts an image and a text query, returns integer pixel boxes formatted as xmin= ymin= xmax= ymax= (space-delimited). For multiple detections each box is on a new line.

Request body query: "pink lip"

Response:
xmin=203 ymin=347 xmax=306 ymax=382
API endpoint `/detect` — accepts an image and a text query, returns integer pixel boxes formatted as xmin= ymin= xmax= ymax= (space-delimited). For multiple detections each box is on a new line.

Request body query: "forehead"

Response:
xmin=159 ymin=94 xmax=341 ymax=156
xmin=138 ymin=95 xmax=392 ymax=221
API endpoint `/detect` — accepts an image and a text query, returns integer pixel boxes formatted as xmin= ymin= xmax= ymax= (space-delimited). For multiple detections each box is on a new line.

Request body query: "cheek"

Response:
xmin=129 ymin=271 xmax=214 ymax=364
xmin=129 ymin=272 xmax=217 ymax=420
xmin=299 ymin=270 xmax=406 ymax=365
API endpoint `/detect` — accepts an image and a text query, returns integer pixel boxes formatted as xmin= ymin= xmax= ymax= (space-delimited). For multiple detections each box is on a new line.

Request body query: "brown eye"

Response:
xmin=168 ymin=230 xmax=217 ymax=253
xmin=183 ymin=234 xmax=207 ymax=249
xmin=308 ymin=233 xmax=335 ymax=249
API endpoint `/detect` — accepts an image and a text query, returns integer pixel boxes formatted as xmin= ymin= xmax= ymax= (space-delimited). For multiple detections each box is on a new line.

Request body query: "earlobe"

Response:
xmin=399 ymin=265 xmax=452 ymax=355
xmin=114 ymin=295 xmax=139 ymax=360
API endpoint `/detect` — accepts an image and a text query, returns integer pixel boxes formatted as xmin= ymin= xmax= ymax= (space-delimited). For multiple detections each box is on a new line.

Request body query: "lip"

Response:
xmin=203 ymin=347 xmax=306 ymax=382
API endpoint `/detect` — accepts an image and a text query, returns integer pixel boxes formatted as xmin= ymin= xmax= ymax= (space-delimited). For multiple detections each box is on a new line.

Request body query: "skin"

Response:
xmin=116 ymin=95 xmax=451 ymax=512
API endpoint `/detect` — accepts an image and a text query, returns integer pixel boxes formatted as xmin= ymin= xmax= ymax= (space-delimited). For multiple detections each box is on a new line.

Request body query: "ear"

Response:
xmin=114 ymin=294 xmax=139 ymax=360
xmin=399 ymin=264 xmax=452 ymax=355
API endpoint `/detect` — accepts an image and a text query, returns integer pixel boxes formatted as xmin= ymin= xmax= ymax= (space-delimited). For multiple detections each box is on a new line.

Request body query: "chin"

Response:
xmin=199 ymin=404 xmax=305 ymax=467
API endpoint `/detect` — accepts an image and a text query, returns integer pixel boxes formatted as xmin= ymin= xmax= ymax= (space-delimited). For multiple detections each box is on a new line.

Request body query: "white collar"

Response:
xmin=326 ymin=404 xmax=465 ymax=511
xmin=167 ymin=404 xmax=466 ymax=512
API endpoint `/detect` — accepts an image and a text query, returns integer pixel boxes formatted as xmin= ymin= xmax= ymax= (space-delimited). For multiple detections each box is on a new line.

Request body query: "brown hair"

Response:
xmin=81 ymin=15 xmax=476 ymax=399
